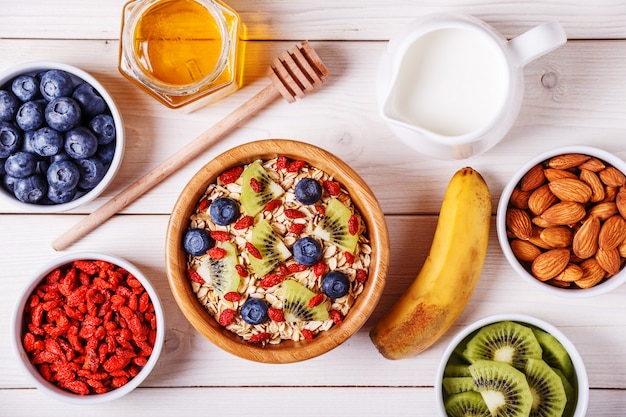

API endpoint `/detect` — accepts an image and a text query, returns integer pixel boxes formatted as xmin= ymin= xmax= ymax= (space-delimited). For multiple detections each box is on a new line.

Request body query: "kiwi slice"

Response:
xmin=469 ymin=359 xmax=533 ymax=417
xmin=443 ymin=376 xmax=477 ymax=395
xmin=240 ymin=161 xmax=284 ymax=216
xmin=532 ymin=327 xmax=575 ymax=381
xmin=248 ymin=219 xmax=291 ymax=277
xmin=444 ymin=363 xmax=472 ymax=378
xmin=313 ymin=197 xmax=359 ymax=253
xmin=463 ymin=321 xmax=543 ymax=371
xmin=444 ymin=391 xmax=491 ymax=417
xmin=281 ymin=279 xmax=329 ymax=322
xmin=195 ymin=241 xmax=241 ymax=295
xmin=524 ymin=358 xmax=567 ymax=417
xmin=553 ymin=367 xmax=576 ymax=417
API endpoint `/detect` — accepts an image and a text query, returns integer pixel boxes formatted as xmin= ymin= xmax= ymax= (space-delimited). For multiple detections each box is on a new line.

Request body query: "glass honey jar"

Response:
xmin=119 ymin=0 xmax=242 ymax=110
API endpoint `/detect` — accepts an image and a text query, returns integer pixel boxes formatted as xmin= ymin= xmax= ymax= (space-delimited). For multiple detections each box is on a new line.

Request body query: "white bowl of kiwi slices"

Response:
xmin=435 ymin=314 xmax=589 ymax=417
xmin=165 ymin=139 xmax=389 ymax=363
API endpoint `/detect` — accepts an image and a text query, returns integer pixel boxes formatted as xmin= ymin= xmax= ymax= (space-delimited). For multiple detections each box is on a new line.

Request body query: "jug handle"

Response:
xmin=508 ymin=21 xmax=567 ymax=67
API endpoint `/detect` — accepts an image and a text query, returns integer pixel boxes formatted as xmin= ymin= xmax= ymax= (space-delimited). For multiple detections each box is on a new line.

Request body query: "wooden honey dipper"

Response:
xmin=52 ymin=41 xmax=329 ymax=251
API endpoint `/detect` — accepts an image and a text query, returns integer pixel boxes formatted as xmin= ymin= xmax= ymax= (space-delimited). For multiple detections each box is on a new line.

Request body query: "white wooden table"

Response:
xmin=2 ymin=1 xmax=626 ymax=415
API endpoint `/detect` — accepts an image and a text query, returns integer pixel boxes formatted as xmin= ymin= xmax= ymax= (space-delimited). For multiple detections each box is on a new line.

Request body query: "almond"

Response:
xmin=510 ymin=239 xmax=542 ymax=262
xmin=532 ymin=215 xmax=552 ymax=229
xmin=528 ymin=184 xmax=558 ymax=216
xmin=529 ymin=226 xmax=554 ymax=249
xmin=554 ymin=263 xmax=584 ymax=282
xmin=520 ymin=164 xmax=546 ymax=192
xmin=548 ymin=178 xmax=592 ymax=203
xmin=579 ymin=169 xmax=605 ymax=202
xmin=572 ymin=216 xmax=600 ymax=259
xmin=618 ymin=240 xmax=626 ymax=258
xmin=506 ymin=208 xmax=532 ymax=240
xmin=547 ymin=153 xmax=591 ymax=170
xmin=540 ymin=201 xmax=586 ymax=225
xmin=616 ymin=187 xmax=626 ymax=218
xmin=543 ymin=168 xmax=578 ymax=182
xmin=510 ymin=186 xmax=531 ymax=210
xmin=540 ymin=226 xmax=573 ymax=248
xmin=575 ymin=258 xmax=606 ymax=288
xmin=531 ymin=248 xmax=570 ymax=281
xmin=598 ymin=215 xmax=626 ymax=249
xmin=588 ymin=201 xmax=618 ymax=221
xmin=596 ymin=247 xmax=621 ymax=275
xmin=599 ymin=166 xmax=626 ymax=187
xmin=578 ymin=157 xmax=606 ymax=172
xmin=603 ymin=186 xmax=618 ymax=203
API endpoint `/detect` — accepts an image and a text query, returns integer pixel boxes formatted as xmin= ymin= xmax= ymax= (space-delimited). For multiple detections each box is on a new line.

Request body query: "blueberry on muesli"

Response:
xmin=292 ymin=236 xmax=323 ymax=266
xmin=209 ymin=196 xmax=240 ymax=226
xmin=322 ymin=271 xmax=350 ymax=298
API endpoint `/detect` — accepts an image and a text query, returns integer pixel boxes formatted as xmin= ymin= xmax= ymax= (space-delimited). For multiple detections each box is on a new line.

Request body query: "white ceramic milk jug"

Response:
xmin=378 ymin=14 xmax=567 ymax=160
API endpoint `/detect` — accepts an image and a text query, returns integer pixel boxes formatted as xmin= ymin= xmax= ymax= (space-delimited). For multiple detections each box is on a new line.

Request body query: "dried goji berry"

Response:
xmin=276 ymin=155 xmax=288 ymax=170
xmin=344 ymin=251 xmax=355 ymax=264
xmin=288 ymin=223 xmax=306 ymax=234
xmin=301 ymin=329 xmax=314 ymax=340
xmin=23 ymin=333 xmax=36 ymax=352
xmin=315 ymin=203 xmax=325 ymax=216
xmin=260 ymin=273 xmax=284 ymax=288
xmin=246 ymin=242 xmax=263 ymax=260
xmin=284 ymin=208 xmax=305 ymax=219
xmin=249 ymin=177 xmax=263 ymax=193
xmin=287 ymin=160 xmax=306 ymax=172
xmin=186 ymin=269 xmax=205 ymax=284
xmin=323 ymin=180 xmax=341 ymax=196
xmin=356 ymin=269 xmax=368 ymax=282
xmin=330 ymin=310 xmax=344 ymax=324
xmin=287 ymin=263 xmax=307 ymax=273
xmin=308 ymin=293 xmax=324 ymax=308
xmin=139 ymin=292 xmax=150 ymax=313
xmin=265 ymin=199 xmax=282 ymax=211
xmin=73 ymin=260 xmax=100 ymax=275
xmin=279 ymin=264 xmax=290 ymax=277
xmin=235 ymin=264 xmax=249 ymax=277
xmin=313 ymin=261 xmax=326 ymax=277
xmin=210 ymin=230 xmax=230 ymax=242
xmin=219 ymin=166 xmax=244 ymax=184
xmin=208 ymin=247 xmax=227 ymax=259
xmin=64 ymin=380 xmax=89 ymax=395
xmin=196 ymin=197 xmax=209 ymax=212
xmin=223 ymin=292 xmax=241 ymax=302
xmin=233 ymin=215 xmax=254 ymax=230
xmin=248 ymin=332 xmax=270 ymax=344
xmin=268 ymin=307 xmax=285 ymax=322
xmin=218 ymin=309 xmax=235 ymax=326
xmin=348 ymin=214 xmax=359 ymax=235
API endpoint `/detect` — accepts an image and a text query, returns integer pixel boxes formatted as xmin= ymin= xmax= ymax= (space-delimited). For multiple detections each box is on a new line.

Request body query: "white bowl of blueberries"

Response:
xmin=0 ymin=61 xmax=124 ymax=212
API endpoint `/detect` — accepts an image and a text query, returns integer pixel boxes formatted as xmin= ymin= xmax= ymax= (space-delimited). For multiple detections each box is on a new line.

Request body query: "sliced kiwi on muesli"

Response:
xmin=444 ymin=391 xmax=491 ymax=417
xmin=524 ymin=357 xmax=568 ymax=417
xmin=469 ymin=359 xmax=533 ymax=417
xmin=240 ymin=160 xmax=284 ymax=216
xmin=281 ymin=279 xmax=329 ymax=322
xmin=195 ymin=241 xmax=240 ymax=295
xmin=313 ymin=197 xmax=359 ymax=253
xmin=248 ymin=219 xmax=291 ymax=277
xmin=463 ymin=321 xmax=543 ymax=371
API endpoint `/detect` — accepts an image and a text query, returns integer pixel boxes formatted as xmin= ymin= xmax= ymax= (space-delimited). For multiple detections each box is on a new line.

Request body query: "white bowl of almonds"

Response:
xmin=497 ymin=145 xmax=626 ymax=297
xmin=165 ymin=139 xmax=389 ymax=363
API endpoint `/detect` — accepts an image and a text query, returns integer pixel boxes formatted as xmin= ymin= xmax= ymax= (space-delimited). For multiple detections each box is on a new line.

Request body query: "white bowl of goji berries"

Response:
xmin=165 ymin=139 xmax=389 ymax=363
xmin=11 ymin=252 xmax=165 ymax=404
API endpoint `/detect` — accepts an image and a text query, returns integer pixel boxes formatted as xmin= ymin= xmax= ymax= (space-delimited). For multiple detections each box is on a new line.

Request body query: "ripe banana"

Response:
xmin=370 ymin=167 xmax=491 ymax=360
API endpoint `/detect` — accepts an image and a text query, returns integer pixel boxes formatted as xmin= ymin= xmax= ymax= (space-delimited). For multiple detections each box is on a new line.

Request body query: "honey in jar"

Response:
xmin=119 ymin=0 xmax=242 ymax=110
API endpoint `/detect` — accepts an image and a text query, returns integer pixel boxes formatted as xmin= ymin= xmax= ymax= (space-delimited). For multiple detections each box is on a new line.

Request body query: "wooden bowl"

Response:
xmin=165 ymin=139 xmax=389 ymax=363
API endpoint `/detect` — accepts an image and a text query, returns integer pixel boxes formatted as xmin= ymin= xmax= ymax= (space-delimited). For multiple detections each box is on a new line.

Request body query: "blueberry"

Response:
xmin=209 ymin=197 xmax=240 ymax=226
xmin=46 ymin=160 xmax=80 ymax=191
xmin=50 ymin=150 xmax=71 ymax=163
xmin=5 ymin=152 xmax=37 ymax=178
xmin=292 ymin=236 xmax=323 ymax=266
xmin=77 ymin=157 xmax=106 ymax=189
xmin=183 ymin=228 xmax=214 ymax=256
xmin=295 ymin=178 xmax=323 ymax=205
xmin=89 ymin=114 xmax=116 ymax=145
xmin=16 ymin=100 xmax=45 ymax=131
xmin=64 ymin=126 xmax=98 ymax=159
xmin=0 ymin=90 xmax=20 ymax=122
xmin=0 ymin=121 xmax=23 ymax=158
xmin=11 ymin=75 xmax=40 ymax=102
xmin=47 ymin=185 xmax=76 ymax=204
xmin=32 ymin=127 xmax=63 ymax=157
xmin=321 ymin=271 xmax=350 ymax=299
xmin=39 ymin=70 xmax=74 ymax=101
xmin=3 ymin=174 xmax=17 ymax=193
xmin=36 ymin=159 xmax=50 ymax=176
xmin=72 ymin=82 xmax=107 ymax=117
xmin=240 ymin=298 xmax=269 ymax=325
xmin=96 ymin=141 xmax=116 ymax=164
xmin=45 ymin=96 xmax=82 ymax=131
xmin=13 ymin=174 xmax=47 ymax=203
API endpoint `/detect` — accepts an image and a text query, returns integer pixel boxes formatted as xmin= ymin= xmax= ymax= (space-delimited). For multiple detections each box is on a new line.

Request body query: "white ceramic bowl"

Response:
xmin=497 ymin=145 xmax=626 ymax=297
xmin=11 ymin=252 xmax=164 ymax=404
xmin=435 ymin=314 xmax=589 ymax=417
xmin=0 ymin=61 xmax=124 ymax=212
